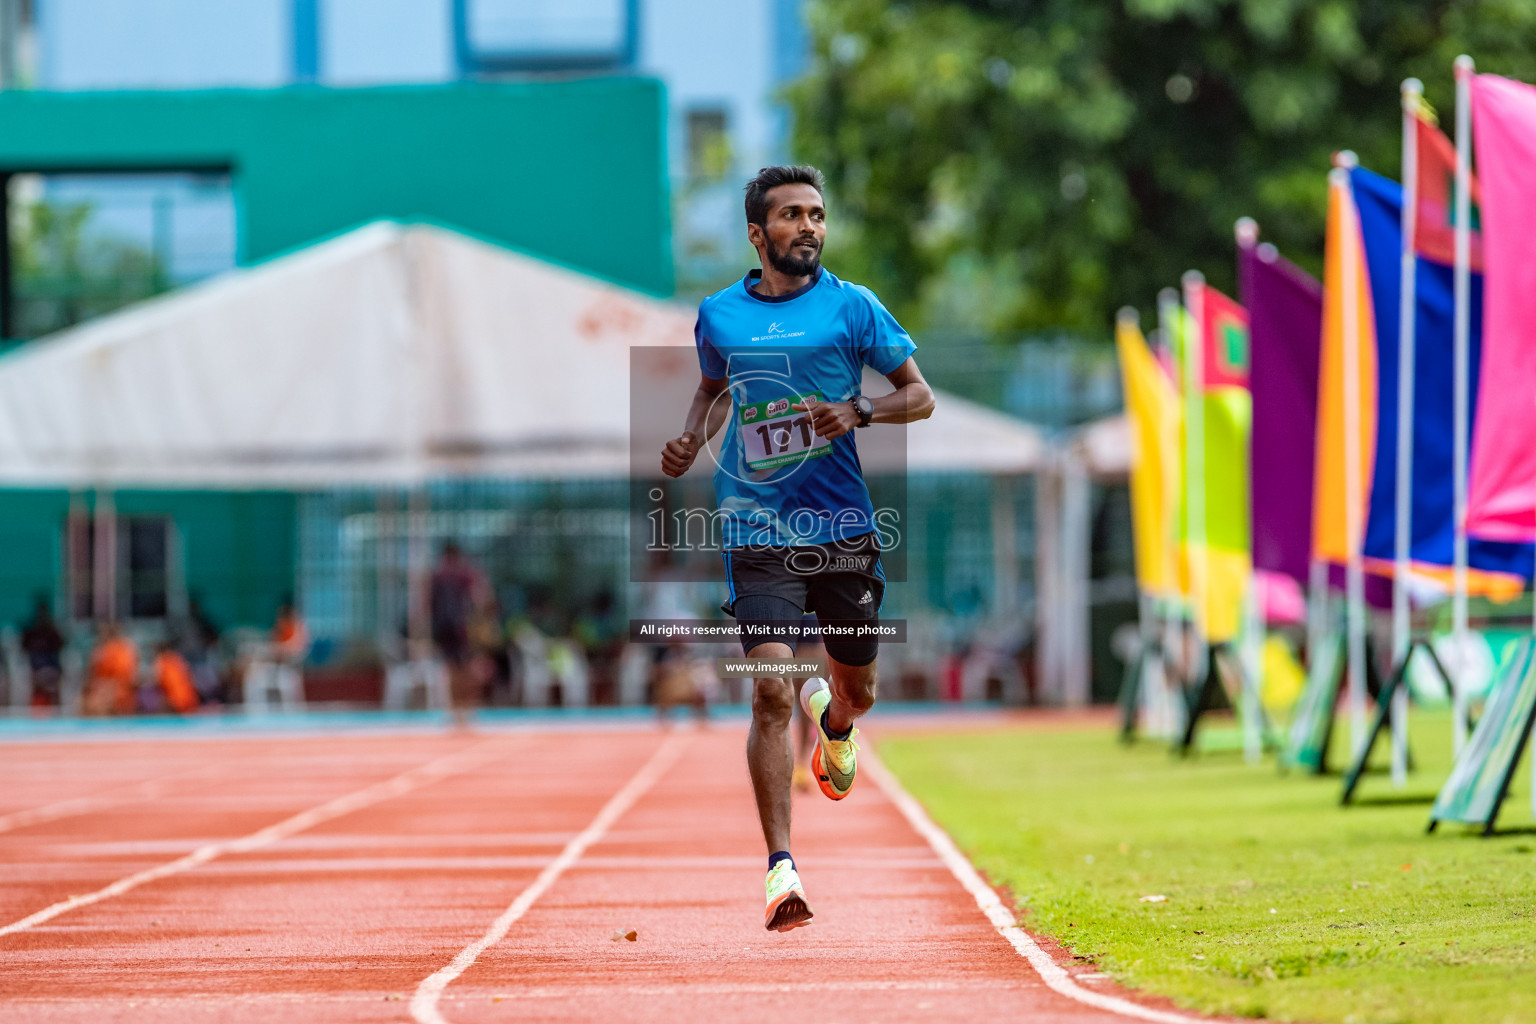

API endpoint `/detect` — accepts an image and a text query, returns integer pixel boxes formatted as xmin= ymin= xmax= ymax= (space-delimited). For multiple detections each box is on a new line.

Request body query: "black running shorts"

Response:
xmin=721 ymin=531 xmax=885 ymax=666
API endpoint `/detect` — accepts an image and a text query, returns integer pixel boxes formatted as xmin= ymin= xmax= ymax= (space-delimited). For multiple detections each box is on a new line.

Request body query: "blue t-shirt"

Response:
xmin=694 ymin=267 xmax=916 ymax=548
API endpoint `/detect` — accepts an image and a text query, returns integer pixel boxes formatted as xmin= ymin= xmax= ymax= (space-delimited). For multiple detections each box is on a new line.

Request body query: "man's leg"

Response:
xmin=745 ymin=642 xmax=795 ymax=855
xmin=824 ymin=655 xmax=877 ymax=736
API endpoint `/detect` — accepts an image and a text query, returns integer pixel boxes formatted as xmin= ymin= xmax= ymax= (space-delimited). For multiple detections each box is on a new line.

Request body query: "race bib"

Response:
xmin=739 ymin=391 xmax=834 ymax=472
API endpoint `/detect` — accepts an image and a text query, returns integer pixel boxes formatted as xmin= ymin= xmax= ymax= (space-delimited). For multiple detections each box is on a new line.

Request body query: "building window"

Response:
xmin=455 ymin=0 xmax=634 ymax=74
xmin=686 ymin=108 xmax=732 ymax=182
xmin=5 ymin=171 xmax=236 ymax=342
xmin=66 ymin=512 xmax=178 ymax=622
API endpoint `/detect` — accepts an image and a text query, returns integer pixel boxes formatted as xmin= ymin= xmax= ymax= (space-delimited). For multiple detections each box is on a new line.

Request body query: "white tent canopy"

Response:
xmin=0 ymin=221 xmax=1041 ymax=488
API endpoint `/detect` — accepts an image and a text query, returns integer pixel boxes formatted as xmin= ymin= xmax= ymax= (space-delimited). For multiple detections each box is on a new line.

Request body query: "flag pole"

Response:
xmin=1392 ymin=78 xmax=1423 ymax=787
xmin=1452 ymin=54 xmax=1475 ymax=756
xmin=1332 ymin=151 xmax=1368 ymax=758
xmin=1181 ymin=270 xmax=1210 ymax=715
xmin=1158 ymin=285 xmax=1188 ymax=740
xmin=1235 ymin=216 xmax=1263 ymax=763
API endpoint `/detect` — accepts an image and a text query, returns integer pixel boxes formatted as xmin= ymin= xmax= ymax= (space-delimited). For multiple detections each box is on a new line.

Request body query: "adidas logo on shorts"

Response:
xmin=857 ymin=590 xmax=873 ymax=605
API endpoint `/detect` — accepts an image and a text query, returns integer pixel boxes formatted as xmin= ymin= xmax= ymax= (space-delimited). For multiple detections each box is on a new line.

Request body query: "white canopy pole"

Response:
xmin=1452 ymin=55 xmax=1475 ymax=756
xmin=1332 ymin=153 xmax=1369 ymax=758
xmin=1392 ymin=78 xmax=1423 ymax=787
xmin=92 ymin=489 xmax=117 ymax=624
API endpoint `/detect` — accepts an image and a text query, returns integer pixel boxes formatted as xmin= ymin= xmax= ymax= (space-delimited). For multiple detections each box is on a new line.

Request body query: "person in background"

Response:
xmin=653 ymin=642 xmax=708 ymax=720
xmin=180 ymin=594 xmax=225 ymax=704
xmin=154 ymin=640 xmax=199 ymax=714
xmin=466 ymin=596 xmax=507 ymax=705
xmin=573 ymin=589 xmax=623 ymax=703
xmin=83 ymin=622 xmax=139 ymax=716
xmin=19 ymin=595 xmax=65 ymax=708
xmin=272 ymin=598 xmax=309 ymax=664
xmin=429 ymin=542 xmax=490 ymax=707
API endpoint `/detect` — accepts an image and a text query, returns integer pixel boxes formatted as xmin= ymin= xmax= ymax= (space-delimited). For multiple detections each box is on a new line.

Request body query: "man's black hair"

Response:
xmin=744 ymin=165 xmax=825 ymax=227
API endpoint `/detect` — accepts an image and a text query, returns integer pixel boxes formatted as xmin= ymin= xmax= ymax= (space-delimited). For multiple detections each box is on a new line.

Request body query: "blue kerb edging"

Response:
xmin=0 ymin=701 xmax=1003 ymax=742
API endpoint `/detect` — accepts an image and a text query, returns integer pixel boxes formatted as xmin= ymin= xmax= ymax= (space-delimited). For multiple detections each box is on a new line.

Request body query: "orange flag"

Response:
xmin=1312 ymin=170 xmax=1378 ymax=566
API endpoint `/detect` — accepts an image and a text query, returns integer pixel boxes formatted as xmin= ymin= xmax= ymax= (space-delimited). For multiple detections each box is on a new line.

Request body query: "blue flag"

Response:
xmin=1351 ymin=166 xmax=1533 ymax=585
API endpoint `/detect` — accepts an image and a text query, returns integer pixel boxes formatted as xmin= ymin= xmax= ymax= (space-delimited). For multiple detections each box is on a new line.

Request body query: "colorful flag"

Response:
xmin=1349 ymin=165 xmax=1529 ymax=597
xmin=1115 ymin=316 xmax=1182 ymax=597
xmin=1178 ymin=284 xmax=1251 ymax=643
xmin=1312 ymin=171 xmax=1378 ymax=568
xmin=1241 ymin=239 xmax=1322 ymax=586
xmin=1202 ymin=286 xmax=1250 ymax=389
xmin=1410 ymin=99 xmax=1484 ymax=269
xmin=1466 ymin=73 xmax=1536 ymax=544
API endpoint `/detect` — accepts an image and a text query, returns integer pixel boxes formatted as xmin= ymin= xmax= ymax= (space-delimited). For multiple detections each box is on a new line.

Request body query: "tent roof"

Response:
xmin=1073 ymin=414 xmax=1129 ymax=478
xmin=0 ymin=221 xmax=1041 ymax=488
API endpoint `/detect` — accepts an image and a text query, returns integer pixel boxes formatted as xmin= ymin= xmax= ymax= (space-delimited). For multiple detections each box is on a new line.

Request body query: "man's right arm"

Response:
xmin=661 ymin=373 xmax=729 ymax=477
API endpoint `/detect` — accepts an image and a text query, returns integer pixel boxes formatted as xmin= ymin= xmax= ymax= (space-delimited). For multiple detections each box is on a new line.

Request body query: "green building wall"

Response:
xmin=0 ymin=78 xmax=671 ymax=634
xmin=0 ymin=491 xmax=296 ymax=631
xmin=0 ymin=79 xmax=673 ymax=296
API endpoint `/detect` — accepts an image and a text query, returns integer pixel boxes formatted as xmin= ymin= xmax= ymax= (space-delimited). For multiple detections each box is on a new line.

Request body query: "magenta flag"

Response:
xmin=1467 ymin=74 xmax=1536 ymax=542
xmin=1241 ymin=240 xmax=1321 ymax=584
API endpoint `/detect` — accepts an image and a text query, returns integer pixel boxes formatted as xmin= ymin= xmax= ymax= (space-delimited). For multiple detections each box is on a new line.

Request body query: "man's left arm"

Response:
xmin=796 ymin=357 xmax=935 ymax=439
xmin=868 ymin=357 xmax=935 ymax=425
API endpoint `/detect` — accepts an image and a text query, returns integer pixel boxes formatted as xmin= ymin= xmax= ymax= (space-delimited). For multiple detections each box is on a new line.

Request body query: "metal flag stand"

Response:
xmin=1340 ymin=638 xmax=1447 ymax=803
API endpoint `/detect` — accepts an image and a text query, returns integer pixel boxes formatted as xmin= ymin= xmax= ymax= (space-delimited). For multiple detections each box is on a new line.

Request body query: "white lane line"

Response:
xmin=0 ymin=739 xmax=511 ymax=939
xmin=409 ymin=734 xmax=688 ymax=1024
xmin=0 ymin=764 xmax=224 ymax=836
xmin=865 ymin=750 xmax=1216 ymax=1024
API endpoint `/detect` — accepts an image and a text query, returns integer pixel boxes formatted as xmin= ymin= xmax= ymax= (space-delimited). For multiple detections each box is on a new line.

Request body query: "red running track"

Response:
xmin=0 ymin=723 xmax=1214 ymax=1023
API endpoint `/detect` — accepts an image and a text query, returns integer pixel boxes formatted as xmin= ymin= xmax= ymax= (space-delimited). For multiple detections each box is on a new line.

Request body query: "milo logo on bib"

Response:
xmin=739 ymin=391 xmax=834 ymax=472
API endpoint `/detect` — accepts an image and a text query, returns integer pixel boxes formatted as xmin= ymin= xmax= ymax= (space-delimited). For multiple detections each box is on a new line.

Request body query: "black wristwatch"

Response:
xmin=851 ymin=394 xmax=874 ymax=427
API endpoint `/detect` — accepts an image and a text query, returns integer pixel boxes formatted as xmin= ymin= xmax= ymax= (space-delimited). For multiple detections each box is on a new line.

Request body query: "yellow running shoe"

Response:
xmin=798 ymin=677 xmax=858 ymax=800
xmin=764 ymin=860 xmax=813 ymax=932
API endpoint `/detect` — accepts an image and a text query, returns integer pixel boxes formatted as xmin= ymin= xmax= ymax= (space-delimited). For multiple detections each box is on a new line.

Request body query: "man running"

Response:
xmin=660 ymin=165 xmax=935 ymax=932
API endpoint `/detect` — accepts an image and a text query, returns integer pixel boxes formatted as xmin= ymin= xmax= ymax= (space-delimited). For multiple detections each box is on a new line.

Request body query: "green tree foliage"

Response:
xmin=788 ymin=0 xmax=1536 ymax=333
xmin=11 ymin=198 xmax=166 ymax=340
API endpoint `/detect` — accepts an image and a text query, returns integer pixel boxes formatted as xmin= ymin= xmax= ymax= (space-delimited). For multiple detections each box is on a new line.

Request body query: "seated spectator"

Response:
xmin=83 ymin=622 xmax=139 ymax=716
xmin=272 ymin=599 xmax=309 ymax=663
xmin=154 ymin=642 xmax=199 ymax=714
xmin=467 ymin=598 xmax=507 ymax=705
xmin=179 ymin=595 xmax=226 ymax=704
xmin=19 ymin=595 xmax=65 ymax=707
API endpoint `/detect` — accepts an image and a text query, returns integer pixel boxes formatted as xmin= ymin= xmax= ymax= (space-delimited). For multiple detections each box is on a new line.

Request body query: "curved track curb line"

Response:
xmin=410 ymin=734 xmax=688 ymax=1024
xmin=0 ymin=738 xmax=512 ymax=939
xmin=865 ymin=750 xmax=1214 ymax=1024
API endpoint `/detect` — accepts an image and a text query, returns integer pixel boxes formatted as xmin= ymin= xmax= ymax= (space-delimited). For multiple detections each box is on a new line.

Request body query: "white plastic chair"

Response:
xmin=547 ymin=639 xmax=590 ymax=707
xmin=616 ymin=643 xmax=651 ymax=706
xmin=383 ymin=656 xmax=450 ymax=710
xmin=59 ymin=649 xmax=85 ymax=715
xmin=513 ymin=623 xmax=551 ymax=706
xmin=1 ymin=627 xmax=30 ymax=708
xmin=243 ymin=643 xmax=306 ymax=713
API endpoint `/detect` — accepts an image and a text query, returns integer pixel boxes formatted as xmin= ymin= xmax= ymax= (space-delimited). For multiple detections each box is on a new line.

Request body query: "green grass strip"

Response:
xmin=877 ymin=711 xmax=1536 ymax=1024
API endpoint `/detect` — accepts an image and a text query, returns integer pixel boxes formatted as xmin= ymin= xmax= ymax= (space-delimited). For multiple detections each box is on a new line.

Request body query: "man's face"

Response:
xmin=750 ymin=183 xmax=825 ymax=277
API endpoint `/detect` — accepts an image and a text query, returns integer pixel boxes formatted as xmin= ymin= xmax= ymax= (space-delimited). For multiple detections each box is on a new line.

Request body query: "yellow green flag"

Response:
xmin=1175 ymin=286 xmax=1253 ymax=644
xmin=1115 ymin=315 xmax=1182 ymax=598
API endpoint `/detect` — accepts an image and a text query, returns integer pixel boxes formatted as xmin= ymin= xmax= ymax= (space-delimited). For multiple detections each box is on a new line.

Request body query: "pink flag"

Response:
xmin=1466 ymin=74 xmax=1536 ymax=542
